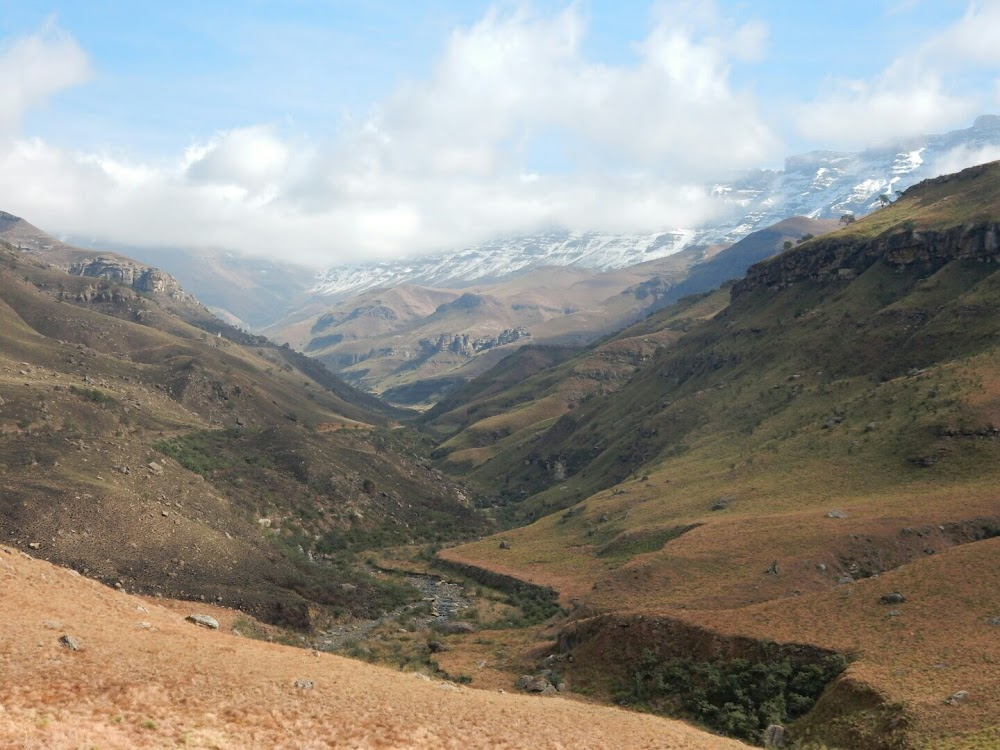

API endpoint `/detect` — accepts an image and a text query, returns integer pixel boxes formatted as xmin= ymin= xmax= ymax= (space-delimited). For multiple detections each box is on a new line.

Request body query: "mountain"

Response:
xmin=651 ymin=216 xmax=840 ymax=309
xmin=312 ymin=229 xmax=696 ymax=299
xmin=421 ymin=160 xmax=1000 ymax=747
xmin=314 ymin=115 xmax=1000 ymax=300
xmin=267 ymin=245 xmax=716 ymax=403
xmin=0 ymin=217 xmax=485 ymax=629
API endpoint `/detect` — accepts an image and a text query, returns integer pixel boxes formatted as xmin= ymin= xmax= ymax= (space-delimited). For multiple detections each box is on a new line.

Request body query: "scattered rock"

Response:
xmin=147 ymin=461 xmax=164 ymax=476
xmin=764 ymin=723 xmax=786 ymax=748
xmin=888 ymin=610 xmax=902 ymax=617
xmin=825 ymin=509 xmax=849 ymax=519
xmin=42 ymin=620 xmax=62 ymax=630
xmin=340 ymin=583 xmax=357 ymax=593
xmin=837 ymin=575 xmax=855 ymax=585
xmin=427 ymin=640 xmax=447 ymax=654
xmin=988 ymin=616 xmax=1000 ymax=627
xmin=58 ymin=635 xmax=81 ymax=651
xmin=946 ymin=690 xmax=970 ymax=706
xmin=599 ymin=513 xmax=609 ymax=523
xmin=136 ymin=621 xmax=152 ymax=629
xmin=816 ymin=563 xmax=827 ymax=572
xmin=28 ymin=542 xmax=41 ymax=550
xmin=864 ymin=422 xmax=878 ymax=433
xmin=515 ymin=675 xmax=557 ymax=694
xmin=880 ymin=592 xmax=906 ymax=605
xmin=766 ymin=560 xmax=780 ymax=575
xmin=293 ymin=679 xmax=315 ymax=690
xmin=435 ymin=621 xmax=476 ymax=635
xmin=412 ymin=673 xmax=431 ymax=681
xmin=185 ymin=614 xmax=220 ymax=630
xmin=710 ymin=497 xmax=733 ymax=511
xmin=498 ymin=540 xmax=511 ymax=550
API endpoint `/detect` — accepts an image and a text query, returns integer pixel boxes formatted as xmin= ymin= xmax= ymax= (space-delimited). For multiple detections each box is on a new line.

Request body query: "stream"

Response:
xmin=314 ymin=571 xmax=472 ymax=651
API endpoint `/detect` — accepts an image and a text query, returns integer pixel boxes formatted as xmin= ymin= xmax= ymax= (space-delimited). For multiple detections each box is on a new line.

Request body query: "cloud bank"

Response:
xmin=0 ymin=3 xmax=999 ymax=266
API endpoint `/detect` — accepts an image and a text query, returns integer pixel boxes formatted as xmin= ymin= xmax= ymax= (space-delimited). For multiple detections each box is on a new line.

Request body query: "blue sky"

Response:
xmin=0 ymin=1 xmax=996 ymax=263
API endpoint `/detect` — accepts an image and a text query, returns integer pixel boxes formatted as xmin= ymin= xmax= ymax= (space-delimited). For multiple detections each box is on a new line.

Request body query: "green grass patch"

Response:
xmin=596 ymin=523 xmax=702 ymax=559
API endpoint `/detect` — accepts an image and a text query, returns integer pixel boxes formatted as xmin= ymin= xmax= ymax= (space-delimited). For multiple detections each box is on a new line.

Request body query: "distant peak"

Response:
xmin=0 ymin=210 xmax=23 ymax=223
xmin=973 ymin=114 xmax=1000 ymax=130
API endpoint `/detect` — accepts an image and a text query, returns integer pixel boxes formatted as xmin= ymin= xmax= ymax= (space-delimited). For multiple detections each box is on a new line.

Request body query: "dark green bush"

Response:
xmin=621 ymin=649 xmax=848 ymax=742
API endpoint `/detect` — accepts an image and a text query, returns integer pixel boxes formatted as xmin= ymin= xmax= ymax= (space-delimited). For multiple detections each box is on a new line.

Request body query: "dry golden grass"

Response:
xmin=0 ymin=547 xmax=751 ymax=750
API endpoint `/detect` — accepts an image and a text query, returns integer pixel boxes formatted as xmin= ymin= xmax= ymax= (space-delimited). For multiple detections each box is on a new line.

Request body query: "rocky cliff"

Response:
xmin=68 ymin=255 xmax=185 ymax=299
xmin=734 ymin=163 xmax=1000 ymax=297
xmin=733 ymin=221 xmax=1000 ymax=297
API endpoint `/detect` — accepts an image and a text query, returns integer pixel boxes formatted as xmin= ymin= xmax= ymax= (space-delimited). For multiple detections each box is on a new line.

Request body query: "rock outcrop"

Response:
xmin=69 ymin=255 xmax=185 ymax=299
xmin=734 ymin=220 xmax=1000 ymax=298
xmin=420 ymin=327 xmax=531 ymax=358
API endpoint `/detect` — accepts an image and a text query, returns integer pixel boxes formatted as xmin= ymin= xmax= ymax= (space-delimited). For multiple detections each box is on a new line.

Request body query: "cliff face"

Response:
xmin=68 ymin=255 xmax=185 ymax=299
xmin=733 ymin=222 xmax=1000 ymax=297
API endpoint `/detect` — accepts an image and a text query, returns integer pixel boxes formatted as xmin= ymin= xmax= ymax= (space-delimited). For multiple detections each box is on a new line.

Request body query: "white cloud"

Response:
xmin=926 ymin=143 xmax=1000 ymax=177
xmin=0 ymin=6 xmax=779 ymax=265
xmin=795 ymin=1 xmax=1000 ymax=149
xmin=0 ymin=17 xmax=90 ymax=137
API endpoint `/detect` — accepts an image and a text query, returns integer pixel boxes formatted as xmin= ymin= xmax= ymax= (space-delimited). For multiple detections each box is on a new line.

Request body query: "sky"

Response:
xmin=0 ymin=0 xmax=998 ymax=267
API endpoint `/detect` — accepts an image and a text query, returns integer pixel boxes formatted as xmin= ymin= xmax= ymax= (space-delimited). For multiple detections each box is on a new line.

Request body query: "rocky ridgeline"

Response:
xmin=734 ymin=220 xmax=1000 ymax=298
xmin=68 ymin=255 xmax=185 ymax=299
xmin=426 ymin=327 xmax=531 ymax=357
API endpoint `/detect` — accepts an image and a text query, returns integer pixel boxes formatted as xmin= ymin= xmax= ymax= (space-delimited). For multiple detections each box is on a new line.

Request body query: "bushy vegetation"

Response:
xmin=68 ymin=384 xmax=116 ymax=405
xmin=621 ymin=649 xmax=848 ymax=743
xmin=153 ymin=430 xmax=237 ymax=477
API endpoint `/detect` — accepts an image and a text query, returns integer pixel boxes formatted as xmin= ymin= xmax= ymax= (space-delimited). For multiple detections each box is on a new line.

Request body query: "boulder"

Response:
xmin=435 ymin=621 xmax=476 ymax=635
xmin=825 ymin=509 xmax=849 ymax=519
xmin=185 ymin=614 xmax=220 ymax=630
xmin=764 ymin=724 xmax=785 ymax=747
xmin=293 ymin=680 xmax=315 ymax=690
xmin=880 ymin=592 xmax=906 ymax=605
xmin=515 ymin=675 xmax=557 ymax=694
xmin=946 ymin=690 xmax=970 ymax=706
xmin=58 ymin=635 xmax=81 ymax=651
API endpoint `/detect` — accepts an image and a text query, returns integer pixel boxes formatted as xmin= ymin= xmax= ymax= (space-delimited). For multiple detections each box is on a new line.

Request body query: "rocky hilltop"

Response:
xmin=735 ymin=161 xmax=1000 ymax=296
xmin=69 ymin=254 xmax=185 ymax=298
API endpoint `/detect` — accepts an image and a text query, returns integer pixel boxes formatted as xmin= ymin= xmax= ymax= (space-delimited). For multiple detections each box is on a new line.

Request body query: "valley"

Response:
xmin=5 ymin=160 xmax=1000 ymax=750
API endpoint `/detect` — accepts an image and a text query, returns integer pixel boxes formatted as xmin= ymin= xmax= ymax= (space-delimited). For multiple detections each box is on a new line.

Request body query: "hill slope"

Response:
xmin=0 ymin=231 xmax=478 ymax=628
xmin=0 ymin=547 xmax=750 ymax=750
xmin=432 ymin=161 xmax=1000 ymax=747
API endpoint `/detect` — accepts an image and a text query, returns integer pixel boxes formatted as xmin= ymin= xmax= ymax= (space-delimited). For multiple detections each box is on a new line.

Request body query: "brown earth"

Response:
xmin=0 ymin=546 xmax=750 ymax=750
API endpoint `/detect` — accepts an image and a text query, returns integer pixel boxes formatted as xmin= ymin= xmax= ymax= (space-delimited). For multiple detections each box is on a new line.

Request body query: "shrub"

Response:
xmin=621 ymin=649 xmax=848 ymax=742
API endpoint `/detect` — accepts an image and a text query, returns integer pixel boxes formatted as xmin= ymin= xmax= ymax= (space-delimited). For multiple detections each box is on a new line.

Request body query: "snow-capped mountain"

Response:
xmin=313 ymin=229 xmax=694 ymax=298
xmin=314 ymin=115 xmax=1000 ymax=299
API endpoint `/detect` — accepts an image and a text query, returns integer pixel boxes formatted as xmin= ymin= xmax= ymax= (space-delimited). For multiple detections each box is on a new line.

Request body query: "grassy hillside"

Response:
xmin=435 ymin=161 xmax=1000 ymax=747
xmin=0 ymin=548 xmax=752 ymax=750
xmin=0 ymin=239 xmax=482 ymax=628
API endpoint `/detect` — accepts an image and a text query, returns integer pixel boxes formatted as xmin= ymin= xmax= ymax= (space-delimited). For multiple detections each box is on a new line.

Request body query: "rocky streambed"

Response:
xmin=315 ymin=572 xmax=472 ymax=651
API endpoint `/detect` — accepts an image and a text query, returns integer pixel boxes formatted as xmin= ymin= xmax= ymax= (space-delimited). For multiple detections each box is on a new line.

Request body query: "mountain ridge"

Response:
xmin=313 ymin=116 xmax=1000 ymax=300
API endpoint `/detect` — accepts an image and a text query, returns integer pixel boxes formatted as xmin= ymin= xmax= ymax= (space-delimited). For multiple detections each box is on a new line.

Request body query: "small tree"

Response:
xmin=878 ymin=193 xmax=891 ymax=207
xmin=782 ymin=240 xmax=793 ymax=251
xmin=839 ymin=213 xmax=856 ymax=226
